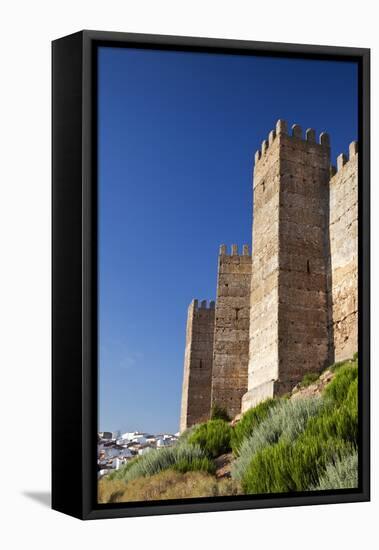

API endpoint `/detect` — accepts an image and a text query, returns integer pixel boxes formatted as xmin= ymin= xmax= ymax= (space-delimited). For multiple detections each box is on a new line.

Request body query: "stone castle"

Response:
xmin=180 ymin=119 xmax=358 ymax=432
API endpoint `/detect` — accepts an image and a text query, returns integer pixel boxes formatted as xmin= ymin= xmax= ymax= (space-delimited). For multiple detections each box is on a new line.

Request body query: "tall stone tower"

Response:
xmin=179 ymin=120 xmax=358 ymax=427
xmin=329 ymin=142 xmax=358 ymax=362
xmin=242 ymin=120 xmax=332 ymax=411
xmin=180 ymin=299 xmax=215 ymax=432
xmin=211 ymin=244 xmax=251 ymax=419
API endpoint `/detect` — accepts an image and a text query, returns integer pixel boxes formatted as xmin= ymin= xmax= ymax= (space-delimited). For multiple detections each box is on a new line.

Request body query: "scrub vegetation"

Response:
xmin=99 ymin=356 xmax=358 ymax=503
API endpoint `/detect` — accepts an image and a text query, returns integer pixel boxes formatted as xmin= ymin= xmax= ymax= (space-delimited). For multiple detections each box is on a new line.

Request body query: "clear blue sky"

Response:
xmin=98 ymin=46 xmax=358 ymax=434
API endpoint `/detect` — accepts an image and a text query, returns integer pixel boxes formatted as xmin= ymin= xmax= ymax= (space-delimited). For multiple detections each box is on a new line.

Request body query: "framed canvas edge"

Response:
xmin=52 ymin=29 xmax=370 ymax=520
xmin=52 ymin=31 xmax=85 ymax=519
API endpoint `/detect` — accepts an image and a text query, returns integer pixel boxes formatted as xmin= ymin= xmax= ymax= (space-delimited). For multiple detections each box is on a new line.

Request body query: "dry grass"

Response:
xmin=98 ymin=469 xmax=241 ymax=503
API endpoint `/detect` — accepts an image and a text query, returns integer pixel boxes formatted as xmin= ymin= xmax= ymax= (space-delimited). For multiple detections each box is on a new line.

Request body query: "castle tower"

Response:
xmin=179 ymin=299 xmax=215 ymax=432
xmin=329 ymin=142 xmax=358 ymax=361
xmin=211 ymin=244 xmax=251 ymax=419
xmin=242 ymin=120 xmax=332 ymax=411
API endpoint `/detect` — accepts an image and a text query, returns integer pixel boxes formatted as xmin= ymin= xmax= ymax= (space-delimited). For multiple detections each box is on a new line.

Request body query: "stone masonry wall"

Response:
xmin=181 ymin=120 xmax=359 ymax=424
xmin=277 ymin=124 xmax=332 ymax=391
xmin=211 ymin=244 xmax=251 ymax=419
xmin=242 ymin=120 xmax=332 ymax=410
xmin=179 ymin=299 xmax=215 ymax=432
xmin=329 ymin=142 xmax=358 ymax=362
xmin=241 ymin=129 xmax=281 ymax=411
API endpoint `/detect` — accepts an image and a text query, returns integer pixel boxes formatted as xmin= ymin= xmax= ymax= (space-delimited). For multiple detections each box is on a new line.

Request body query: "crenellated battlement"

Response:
xmin=330 ymin=141 xmax=358 ymax=178
xmin=219 ymin=243 xmax=250 ymax=256
xmin=191 ymin=299 xmax=215 ymax=311
xmin=254 ymin=119 xmax=330 ymax=167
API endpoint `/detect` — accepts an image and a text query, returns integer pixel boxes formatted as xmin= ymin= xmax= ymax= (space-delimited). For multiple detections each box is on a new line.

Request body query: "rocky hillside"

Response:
xmin=99 ymin=355 xmax=358 ymax=503
xmin=290 ymin=369 xmax=335 ymax=400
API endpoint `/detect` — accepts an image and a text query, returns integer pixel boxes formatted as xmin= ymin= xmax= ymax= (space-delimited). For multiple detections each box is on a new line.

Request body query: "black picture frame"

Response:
xmin=52 ymin=30 xmax=370 ymax=520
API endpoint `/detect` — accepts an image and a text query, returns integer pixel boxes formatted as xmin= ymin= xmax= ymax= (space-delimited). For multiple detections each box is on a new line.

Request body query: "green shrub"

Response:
xmin=240 ymin=365 xmax=358 ymax=493
xmin=329 ymin=354 xmax=358 ymax=373
xmin=110 ymin=443 xmax=213 ymax=482
xmin=235 ymin=354 xmax=359 ymax=493
xmin=345 ymin=377 xmax=358 ymax=423
xmin=173 ymin=457 xmax=216 ymax=475
xmin=300 ymin=372 xmax=320 ymax=388
xmin=211 ymin=403 xmax=230 ymax=422
xmin=290 ymin=435 xmax=353 ymax=491
xmin=178 ymin=424 xmax=199 ymax=443
xmin=305 ymin=407 xmax=357 ymax=447
xmin=107 ymin=456 xmax=141 ymax=480
xmin=329 ymin=360 xmax=347 ymax=373
xmin=324 ymin=362 xmax=358 ymax=405
xmin=188 ymin=419 xmax=232 ymax=458
xmin=307 ymin=376 xmax=358 ymax=446
xmin=241 ymin=434 xmax=353 ymax=494
xmin=232 ymin=397 xmax=323 ymax=480
xmin=231 ymin=398 xmax=276 ymax=456
xmin=313 ymin=450 xmax=358 ymax=490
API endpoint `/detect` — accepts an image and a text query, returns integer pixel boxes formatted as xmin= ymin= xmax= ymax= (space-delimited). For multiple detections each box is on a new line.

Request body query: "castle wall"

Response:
xmin=242 ymin=120 xmax=332 ymax=410
xmin=211 ymin=244 xmax=251 ymax=419
xmin=329 ymin=142 xmax=358 ymax=362
xmin=179 ymin=299 xmax=215 ymax=432
xmin=180 ymin=120 xmax=359 ymax=423
xmin=241 ymin=133 xmax=281 ymax=411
